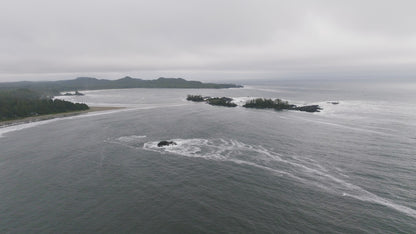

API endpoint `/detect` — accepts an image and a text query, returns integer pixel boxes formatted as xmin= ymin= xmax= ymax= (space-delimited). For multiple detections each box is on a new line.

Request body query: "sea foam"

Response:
xmin=138 ymin=137 xmax=416 ymax=219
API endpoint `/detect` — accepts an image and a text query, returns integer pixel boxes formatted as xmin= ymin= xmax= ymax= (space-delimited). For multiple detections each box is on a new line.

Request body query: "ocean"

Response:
xmin=0 ymin=79 xmax=415 ymax=233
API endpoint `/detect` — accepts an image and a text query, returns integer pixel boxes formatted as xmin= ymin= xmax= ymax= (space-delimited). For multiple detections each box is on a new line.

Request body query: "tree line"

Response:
xmin=186 ymin=95 xmax=321 ymax=112
xmin=0 ymin=89 xmax=89 ymax=121
xmin=242 ymin=98 xmax=292 ymax=110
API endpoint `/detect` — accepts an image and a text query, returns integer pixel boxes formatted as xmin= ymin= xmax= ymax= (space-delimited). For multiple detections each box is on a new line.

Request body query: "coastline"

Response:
xmin=0 ymin=106 xmax=124 ymax=128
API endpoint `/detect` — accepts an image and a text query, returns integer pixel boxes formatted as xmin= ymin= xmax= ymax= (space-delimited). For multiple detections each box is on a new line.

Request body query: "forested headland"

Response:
xmin=0 ymin=76 xmax=242 ymax=122
xmin=0 ymin=89 xmax=89 ymax=122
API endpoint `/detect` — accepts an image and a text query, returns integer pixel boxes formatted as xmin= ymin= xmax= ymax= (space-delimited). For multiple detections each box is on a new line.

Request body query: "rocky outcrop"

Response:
xmin=206 ymin=97 xmax=237 ymax=107
xmin=157 ymin=141 xmax=177 ymax=147
xmin=186 ymin=95 xmax=322 ymax=112
xmin=242 ymin=98 xmax=321 ymax=112
xmin=292 ymin=105 xmax=321 ymax=112
xmin=186 ymin=95 xmax=205 ymax=102
xmin=63 ymin=91 xmax=84 ymax=96
xmin=187 ymin=95 xmax=237 ymax=107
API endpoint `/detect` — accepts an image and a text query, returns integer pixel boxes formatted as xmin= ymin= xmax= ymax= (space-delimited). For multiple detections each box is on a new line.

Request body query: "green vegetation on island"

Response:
xmin=0 ymin=76 xmax=242 ymax=123
xmin=243 ymin=98 xmax=321 ymax=112
xmin=207 ymin=97 xmax=237 ymax=107
xmin=187 ymin=95 xmax=321 ymax=112
xmin=187 ymin=95 xmax=237 ymax=107
xmin=0 ymin=89 xmax=89 ymax=122
xmin=293 ymin=105 xmax=321 ymax=112
xmin=186 ymin=95 xmax=205 ymax=102
xmin=243 ymin=98 xmax=292 ymax=110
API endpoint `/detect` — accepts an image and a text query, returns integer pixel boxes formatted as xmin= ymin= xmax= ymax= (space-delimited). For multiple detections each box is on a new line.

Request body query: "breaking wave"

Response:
xmin=0 ymin=104 xmax=187 ymax=138
xmin=109 ymin=136 xmax=416 ymax=219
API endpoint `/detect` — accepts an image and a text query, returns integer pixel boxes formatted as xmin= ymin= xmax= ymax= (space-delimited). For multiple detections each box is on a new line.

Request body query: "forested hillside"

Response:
xmin=0 ymin=89 xmax=89 ymax=121
xmin=0 ymin=77 xmax=242 ymax=95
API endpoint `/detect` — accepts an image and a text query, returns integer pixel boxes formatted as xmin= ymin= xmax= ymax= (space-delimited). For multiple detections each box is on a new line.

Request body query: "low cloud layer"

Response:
xmin=1 ymin=0 xmax=415 ymax=81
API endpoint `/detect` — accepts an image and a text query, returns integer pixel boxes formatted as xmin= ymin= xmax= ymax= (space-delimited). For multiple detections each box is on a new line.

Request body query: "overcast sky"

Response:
xmin=0 ymin=0 xmax=415 ymax=82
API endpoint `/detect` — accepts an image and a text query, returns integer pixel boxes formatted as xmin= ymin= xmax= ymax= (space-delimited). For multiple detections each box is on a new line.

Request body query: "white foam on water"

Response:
xmin=139 ymin=137 xmax=416 ymax=219
xmin=0 ymin=108 xmax=127 ymax=138
xmin=317 ymin=100 xmax=416 ymax=124
xmin=289 ymin=113 xmax=406 ymax=139
xmin=117 ymin=135 xmax=147 ymax=143
xmin=106 ymin=135 xmax=149 ymax=149
xmin=289 ymin=101 xmax=416 ymax=143
xmin=231 ymin=97 xmax=257 ymax=106
xmin=243 ymin=86 xmax=294 ymax=94
xmin=0 ymin=104 xmax=187 ymax=138
xmin=0 ymin=118 xmax=61 ymax=138
xmin=343 ymin=193 xmax=416 ymax=219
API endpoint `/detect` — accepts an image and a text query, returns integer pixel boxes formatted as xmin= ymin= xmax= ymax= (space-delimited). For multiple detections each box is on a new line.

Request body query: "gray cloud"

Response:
xmin=1 ymin=0 xmax=415 ymax=81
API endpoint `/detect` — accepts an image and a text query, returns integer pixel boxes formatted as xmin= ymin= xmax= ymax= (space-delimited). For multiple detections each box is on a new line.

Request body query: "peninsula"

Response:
xmin=0 ymin=88 xmax=89 ymax=123
xmin=0 ymin=77 xmax=242 ymax=125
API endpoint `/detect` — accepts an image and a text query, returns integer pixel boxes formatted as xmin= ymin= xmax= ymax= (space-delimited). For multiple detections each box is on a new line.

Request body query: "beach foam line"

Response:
xmin=0 ymin=107 xmax=127 ymax=137
xmin=139 ymin=137 xmax=416 ymax=219
xmin=0 ymin=104 xmax=187 ymax=138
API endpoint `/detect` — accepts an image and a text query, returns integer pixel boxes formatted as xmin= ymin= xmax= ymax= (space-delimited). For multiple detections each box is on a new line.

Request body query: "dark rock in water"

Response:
xmin=186 ymin=95 xmax=205 ymax=102
xmin=295 ymin=105 xmax=321 ymax=112
xmin=63 ymin=90 xmax=84 ymax=96
xmin=328 ymin=101 xmax=339 ymax=105
xmin=157 ymin=141 xmax=177 ymax=147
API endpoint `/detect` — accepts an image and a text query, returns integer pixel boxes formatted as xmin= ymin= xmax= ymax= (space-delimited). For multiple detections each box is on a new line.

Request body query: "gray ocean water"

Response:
xmin=0 ymin=79 xmax=415 ymax=233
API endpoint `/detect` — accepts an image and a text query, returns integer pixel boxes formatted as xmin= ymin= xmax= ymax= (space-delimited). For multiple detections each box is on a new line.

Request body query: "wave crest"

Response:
xmin=114 ymin=136 xmax=416 ymax=219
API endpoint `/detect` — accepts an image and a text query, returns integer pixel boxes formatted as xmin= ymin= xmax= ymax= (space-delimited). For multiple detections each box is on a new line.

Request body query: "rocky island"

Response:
xmin=63 ymin=90 xmax=84 ymax=96
xmin=187 ymin=95 xmax=322 ymax=112
xmin=187 ymin=95 xmax=237 ymax=107
xmin=206 ymin=97 xmax=237 ymax=107
xmin=243 ymin=98 xmax=321 ymax=112
xmin=186 ymin=95 xmax=205 ymax=102
xmin=0 ymin=89 xmax=89 ymax=122
xmin=157 ymin=141 xmax=177 ymax=147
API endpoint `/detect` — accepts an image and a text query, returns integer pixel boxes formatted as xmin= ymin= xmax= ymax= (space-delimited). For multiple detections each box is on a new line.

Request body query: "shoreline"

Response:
xmin=0 ymin=106 xmax=124 ymax=128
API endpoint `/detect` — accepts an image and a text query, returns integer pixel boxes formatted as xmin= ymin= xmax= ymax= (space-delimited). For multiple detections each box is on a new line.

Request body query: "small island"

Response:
xmin=243 ymin=98 xmax=321 ymax=112
xmin=63 ymin=90 xmax=84 ymax=96
xmin=187 ymin=95 xmax=322 ymax=112
xmin=186 ymin=95 xmax=205 ymax=102
xmin=187 ymin=95 xmax=237 ymax=107
xmin=243 ymin=98 xmax=293 ymax=110
xmin=207 ymin=97 xmax=237 ymax=107
xmin=328 ymin=101 xmax=339 ymax=105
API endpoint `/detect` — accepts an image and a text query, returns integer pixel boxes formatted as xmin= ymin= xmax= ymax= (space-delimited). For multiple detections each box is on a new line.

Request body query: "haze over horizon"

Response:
xmin=1 ymin=0 xmax=415 ymax=82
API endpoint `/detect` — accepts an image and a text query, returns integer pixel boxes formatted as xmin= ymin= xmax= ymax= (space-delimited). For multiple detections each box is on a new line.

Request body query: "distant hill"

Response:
xmin=0 ymin=77 xmax=243 ymax=95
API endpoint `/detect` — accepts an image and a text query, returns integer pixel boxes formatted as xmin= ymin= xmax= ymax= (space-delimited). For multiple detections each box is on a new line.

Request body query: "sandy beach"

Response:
xmin=0 ymin=106 xmax=124 ymax=128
